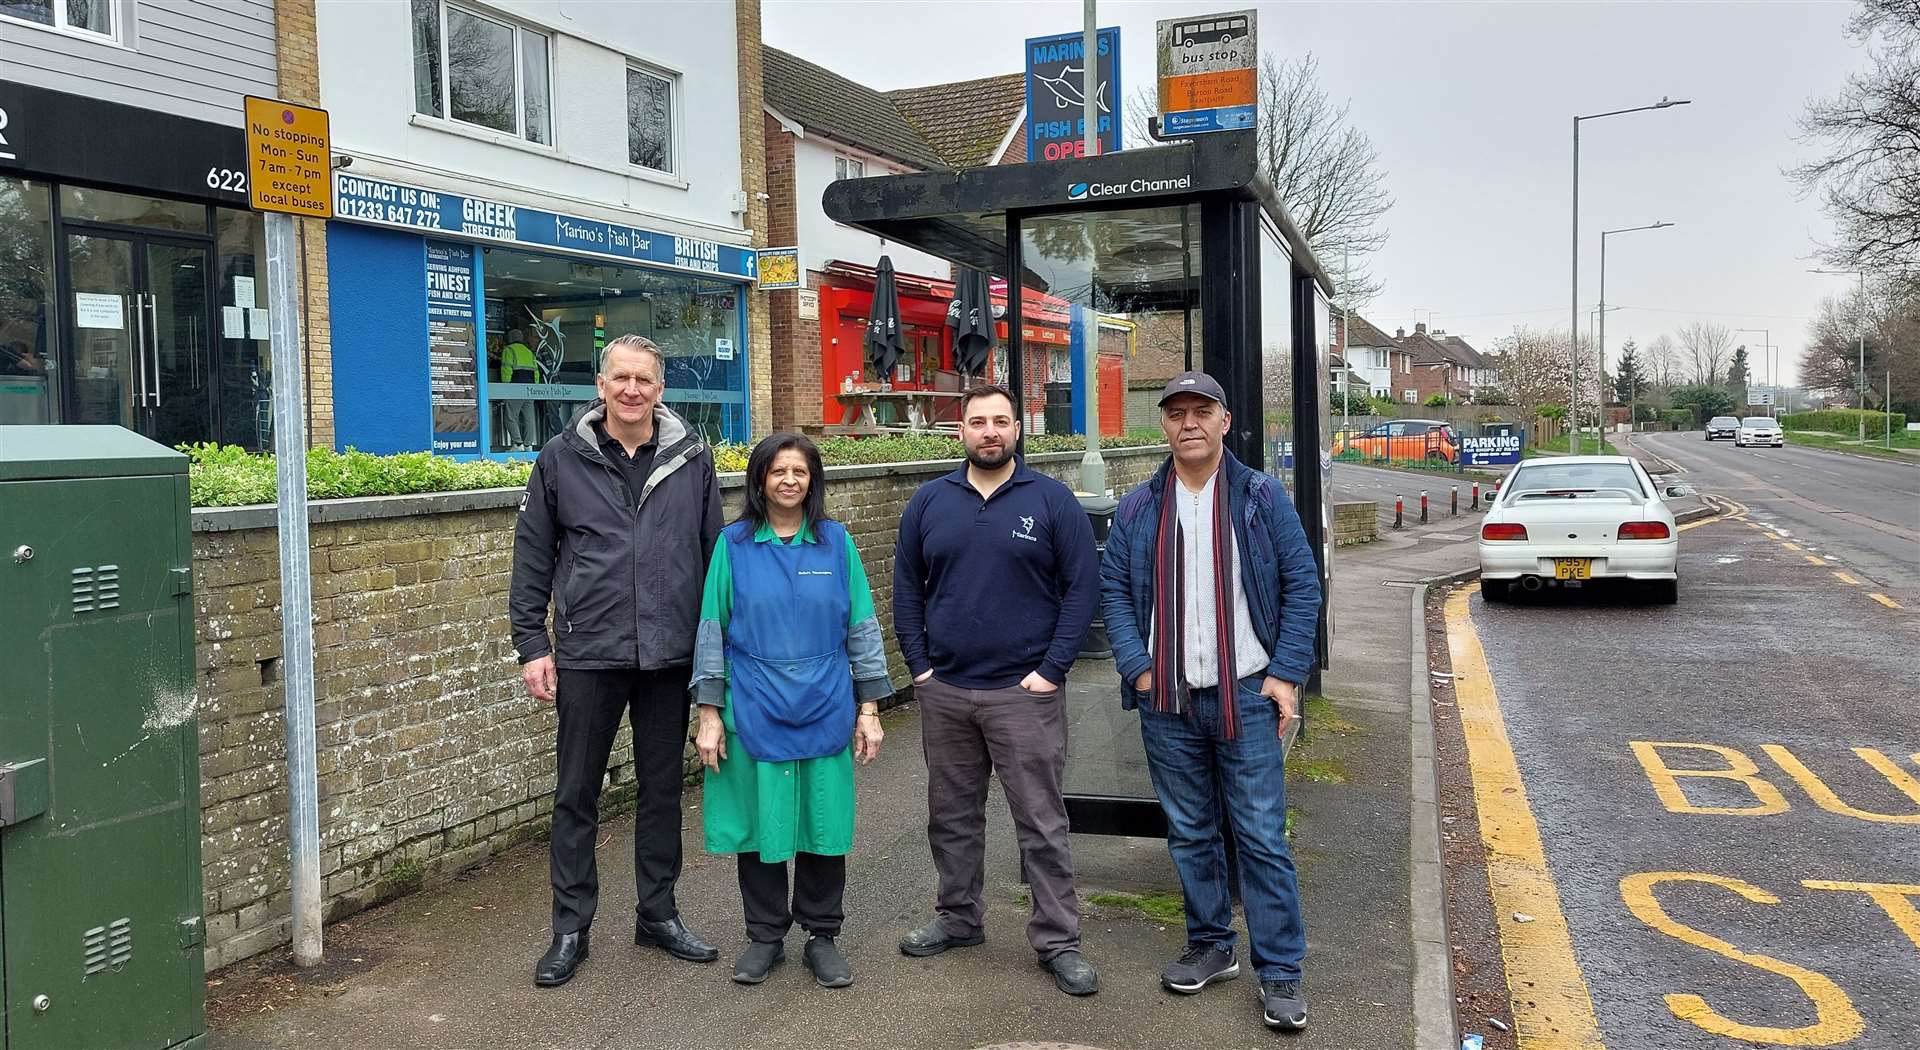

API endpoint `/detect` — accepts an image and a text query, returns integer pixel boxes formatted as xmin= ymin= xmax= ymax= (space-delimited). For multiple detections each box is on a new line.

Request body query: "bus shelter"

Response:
xmin=825 ymin=132 xmax=1337 ymax=836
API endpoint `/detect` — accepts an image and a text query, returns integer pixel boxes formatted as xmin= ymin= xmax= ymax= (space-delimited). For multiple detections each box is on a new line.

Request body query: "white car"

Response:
xmin=1735 ymin=416 xmax=1784 ymax=448
xmin=1479 ymin=456 xmax=1681 ymax=604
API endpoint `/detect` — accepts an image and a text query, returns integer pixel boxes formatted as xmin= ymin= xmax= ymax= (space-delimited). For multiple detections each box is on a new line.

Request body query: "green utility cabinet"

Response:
xmin=0 ymin=426 xmax=204 ymax=1050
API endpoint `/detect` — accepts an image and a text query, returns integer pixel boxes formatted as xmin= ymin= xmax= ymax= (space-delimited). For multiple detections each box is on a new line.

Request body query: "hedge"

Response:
xmin=187 ymin=430 xmax=1171 ymax=507
xmin=1778 ymin=408 xmax=1908 ymax=435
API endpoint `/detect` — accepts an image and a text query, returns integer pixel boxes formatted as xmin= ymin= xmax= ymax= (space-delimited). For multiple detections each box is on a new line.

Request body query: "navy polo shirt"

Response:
xmin=892 ymin=460 xmax=1099 ymax=690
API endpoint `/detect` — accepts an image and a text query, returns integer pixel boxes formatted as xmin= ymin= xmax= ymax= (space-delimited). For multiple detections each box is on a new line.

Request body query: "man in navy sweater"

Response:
xmin=892 ymin=383 xmax=1101 ymax=996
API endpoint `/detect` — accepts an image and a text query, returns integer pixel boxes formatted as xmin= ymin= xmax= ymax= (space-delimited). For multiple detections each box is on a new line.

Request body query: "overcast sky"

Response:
xmin=764 ymin=0 xmax=1874 ymax=386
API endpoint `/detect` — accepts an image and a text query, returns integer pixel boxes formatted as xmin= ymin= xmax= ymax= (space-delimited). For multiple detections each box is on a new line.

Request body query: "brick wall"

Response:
xmin=998 ymin=120 xmax=1028 ymax=164
xmin=737 ymin=0 xmax=772 ymax=440
xmin=272 ymin=0 xmax=334 ymax=449
xmin=1331 ymin=500 xmax=1378 ymax=546
xmin=191 ymin=446 xmax=1168 ymax=970
xmin=764 ymin=115 xmax=824 ymax=434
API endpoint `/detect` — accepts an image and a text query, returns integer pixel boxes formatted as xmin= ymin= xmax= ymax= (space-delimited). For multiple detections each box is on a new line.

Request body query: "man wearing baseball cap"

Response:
xmin=1097 ymin=370 xmax=1323 ymax=1030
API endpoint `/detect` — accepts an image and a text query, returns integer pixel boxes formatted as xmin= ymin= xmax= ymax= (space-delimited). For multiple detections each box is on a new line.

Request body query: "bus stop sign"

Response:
xmin=1157 ymin=10 xmax=1257 ymax=134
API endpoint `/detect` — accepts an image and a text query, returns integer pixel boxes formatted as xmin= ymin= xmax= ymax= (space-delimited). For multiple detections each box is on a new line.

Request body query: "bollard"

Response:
xmin=1420 ymin=490 xmax=1429 ymax=524
xmin=1471 ymin=481 xmax=1481 ymax=510
xmin=1451 ymin=486 xmax=1459 ymax=516
xmin=1394 ymin=494 xmax=1404 ymax=529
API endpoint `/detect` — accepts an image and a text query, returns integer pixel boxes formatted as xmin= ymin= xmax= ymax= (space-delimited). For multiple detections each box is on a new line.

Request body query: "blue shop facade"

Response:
xmin=327 ymin=173 xmax=757 ymax=458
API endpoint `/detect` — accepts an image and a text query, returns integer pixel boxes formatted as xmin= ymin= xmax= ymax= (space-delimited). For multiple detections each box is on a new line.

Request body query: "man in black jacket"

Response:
xmin=511 ymin=334 xmax=723 ymax=987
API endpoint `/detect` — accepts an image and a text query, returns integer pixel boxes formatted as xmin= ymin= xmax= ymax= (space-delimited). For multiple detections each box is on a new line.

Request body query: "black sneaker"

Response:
xmin=803 ymin=935 xmax=853 ymax=988
xmin=732 ymin=940 xmax=785 ymax=985
xmin=1260 ymin=979 xmax=1308 ymax=1030
xmin=1161 ymin=943 xmax=1239 ymax=994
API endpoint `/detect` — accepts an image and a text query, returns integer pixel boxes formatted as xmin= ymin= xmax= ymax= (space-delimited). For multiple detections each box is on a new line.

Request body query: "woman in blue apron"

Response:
xmin=690 ymin=432 xmax=889 ymax=988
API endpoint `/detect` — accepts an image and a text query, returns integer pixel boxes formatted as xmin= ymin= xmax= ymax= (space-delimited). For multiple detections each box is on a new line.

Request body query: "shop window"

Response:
xmin=482 ymin=245 xmax=745 ymax=454
xmin=834 ymin=155 xmax=866 ymax=181
xmin=413 ymin=0 xmax=553 ymax=146
xmin=0 ymin=177 xmax=56 ymax=425
xmin=626 ymin=66 xmax=676 ymax=174
xmin=59 ymin=186 xmax=208 ymax=234
xmin=1 ymin=0 xmax=114 ymax=38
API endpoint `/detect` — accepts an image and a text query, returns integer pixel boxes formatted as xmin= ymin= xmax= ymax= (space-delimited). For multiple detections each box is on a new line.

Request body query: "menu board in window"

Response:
xmin=426 ymin=241 xmax=480 ymax=452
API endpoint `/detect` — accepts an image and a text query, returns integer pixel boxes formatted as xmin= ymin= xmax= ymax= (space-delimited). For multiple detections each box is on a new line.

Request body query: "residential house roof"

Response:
xmin=762 ymin=46 xmax=1025 ymax=171
xmin=1342 ymin=314 xmax=1401 ymax=349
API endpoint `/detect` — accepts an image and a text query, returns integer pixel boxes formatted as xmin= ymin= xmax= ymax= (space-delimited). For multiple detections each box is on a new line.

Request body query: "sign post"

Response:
xmin=1155 ymin=10 xmax=1257 ymax=135
xmin=244 ymin=95 xmax=331 ymax=969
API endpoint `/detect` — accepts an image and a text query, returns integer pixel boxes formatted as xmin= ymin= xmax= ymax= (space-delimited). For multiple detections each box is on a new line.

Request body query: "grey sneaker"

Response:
xmin=1162 ymin=943 xmax=1240 ymax=994
xmin=1260 ymin=979 xmax=1308 ymax=1030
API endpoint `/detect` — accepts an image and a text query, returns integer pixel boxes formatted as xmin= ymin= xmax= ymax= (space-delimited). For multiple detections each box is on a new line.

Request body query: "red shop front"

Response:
xmin=816 ymin=261 xmax=1122 ymax=434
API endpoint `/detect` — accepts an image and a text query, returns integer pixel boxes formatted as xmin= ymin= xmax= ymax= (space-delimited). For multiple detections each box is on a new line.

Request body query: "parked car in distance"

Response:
xmin=1332 ymin=418 xmax=1460 ymax=464
xmin=1735 ymin=416 xmax=1784 ymax=448
xmin=1705 ymin=416 xmax=1740 ymax=441
xmin=1478 ymin=456 xmax=1681 ymax=604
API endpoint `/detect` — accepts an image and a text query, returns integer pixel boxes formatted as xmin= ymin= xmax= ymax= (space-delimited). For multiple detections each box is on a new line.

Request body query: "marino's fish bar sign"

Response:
xmin=1024 ymin=27 xmax=1122 ymax=161
xmin=1156 ymin=10 xmax=1257 ymax=135
xmin=244 ymin=96 xmax=332 ymax=218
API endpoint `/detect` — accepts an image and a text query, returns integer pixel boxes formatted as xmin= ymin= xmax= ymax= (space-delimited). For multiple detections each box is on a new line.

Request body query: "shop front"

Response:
xmin=327 ymin=173 xmax=756 ymax=457
xmin=0 ymin=81 xmax=273 ymax=449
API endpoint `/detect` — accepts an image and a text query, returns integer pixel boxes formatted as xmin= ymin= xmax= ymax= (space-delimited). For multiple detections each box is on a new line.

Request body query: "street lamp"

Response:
xmin=1601 ymin=221 xmax=1673 ymax=433
xmin=1572 ymin=97 xmax=1692 ymax=453
xmin=1809 ymin=268 xmax=1868 ymax=443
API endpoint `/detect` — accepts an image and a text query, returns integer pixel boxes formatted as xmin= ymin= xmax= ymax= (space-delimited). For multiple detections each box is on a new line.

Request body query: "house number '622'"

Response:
xmin=206 ymin=168 xmax=248 ymax=193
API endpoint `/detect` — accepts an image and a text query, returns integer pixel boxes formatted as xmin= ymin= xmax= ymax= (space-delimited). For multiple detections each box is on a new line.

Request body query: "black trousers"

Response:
xmin=551 ymin=665 xmax=692 ymax=934
xmin=737 ymin=851 xmax=846 ymax=943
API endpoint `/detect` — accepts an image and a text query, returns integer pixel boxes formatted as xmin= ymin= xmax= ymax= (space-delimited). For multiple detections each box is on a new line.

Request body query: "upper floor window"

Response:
xmin=626 ymin=65 xmax=675 ymax=174
xmin=834 ymin=155 xmax=866 ymax=181
xmin=2 ymin=0 xmax=114 ymax=37
xmin=413 ymin=0 xmax=552 ymax=146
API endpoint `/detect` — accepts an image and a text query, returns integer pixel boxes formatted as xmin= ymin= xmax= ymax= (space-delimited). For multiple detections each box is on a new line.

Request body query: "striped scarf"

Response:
xmin=1149 ymin=465 xmax=1241 ymax=739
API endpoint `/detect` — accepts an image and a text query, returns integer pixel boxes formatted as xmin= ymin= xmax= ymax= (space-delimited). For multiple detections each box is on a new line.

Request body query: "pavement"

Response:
xmin=1436 ymin=434 xmax=1920 ymax=1049
xmin=203 ymin=518 xmax=1484 ymax=1050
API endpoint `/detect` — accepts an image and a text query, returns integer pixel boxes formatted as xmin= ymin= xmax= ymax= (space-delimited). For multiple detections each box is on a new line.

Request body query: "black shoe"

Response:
xmin=534 ymin=930 xmax=589 ymax=987
xmin=1042 ymin=949 xmax=1099 ymax=996
xmin=898 ymin=918 xmax=985 ymax=957
xmin=635 ymin=915 xmax=720 ymax=963
xmin=1162 ymin=943 xmax=1240 ymax=994
xmin=1260 ymin=979 xmax=1308 ymax=1030
xmin=731 ymin=940 xmax=785 ymax=984
xmin=803 ymin=935 xmax=853 ymax=988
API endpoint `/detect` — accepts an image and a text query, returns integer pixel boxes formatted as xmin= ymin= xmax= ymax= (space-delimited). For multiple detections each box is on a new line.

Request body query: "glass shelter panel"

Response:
xmin=1258 ymin=216 xmax=1294 ymax=491
xmin=1017 ymin=205 xmax=1202 ymax=442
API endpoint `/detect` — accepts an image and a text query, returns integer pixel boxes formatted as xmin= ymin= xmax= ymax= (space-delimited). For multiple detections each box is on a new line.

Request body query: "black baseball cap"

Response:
xmin=1157 ymin=370 xmax=1226 ymax=407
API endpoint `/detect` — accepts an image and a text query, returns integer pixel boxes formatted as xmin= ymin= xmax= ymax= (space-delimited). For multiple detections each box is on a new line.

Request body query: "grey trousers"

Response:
xmin=917 ymin=675 xmax=1079 ymax=960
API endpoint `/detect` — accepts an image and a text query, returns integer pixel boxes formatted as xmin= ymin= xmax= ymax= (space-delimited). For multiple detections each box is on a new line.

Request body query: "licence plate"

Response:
xmin=1555 ymin=558 xmax=1592 ymax=580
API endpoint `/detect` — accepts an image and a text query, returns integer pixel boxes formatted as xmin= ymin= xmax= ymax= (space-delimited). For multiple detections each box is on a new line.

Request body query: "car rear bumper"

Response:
xmin=1479 ymin=540 xmax=1679 ymax=580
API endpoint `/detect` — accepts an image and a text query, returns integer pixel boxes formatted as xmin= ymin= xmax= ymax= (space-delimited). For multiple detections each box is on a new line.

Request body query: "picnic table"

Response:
xmin=829 ymin=389 xmax=965 ymax=435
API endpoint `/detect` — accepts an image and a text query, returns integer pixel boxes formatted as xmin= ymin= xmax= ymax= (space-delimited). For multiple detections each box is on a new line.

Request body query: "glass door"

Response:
xmin=63 ymin=232 xmax=139 ymax=428
xmin=60 ymin=232 xmax=214 ymax=444
xmin=144 ymin=241 xmax=214 ymax=448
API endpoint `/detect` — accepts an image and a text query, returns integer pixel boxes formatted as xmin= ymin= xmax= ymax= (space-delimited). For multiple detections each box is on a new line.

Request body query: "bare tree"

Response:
xmin=1789 ymin=0 xmax=1920 ymax=273
xmin=1678 ymin=321 xmax=1733 ymax=386
xmin=1799 ymin=275 xmax=1920 ymax=407
xmin=1642 ymin=333 xmax=1683 ymax=391
xmin=1128 ymin=52 xmax=1393 ymax=307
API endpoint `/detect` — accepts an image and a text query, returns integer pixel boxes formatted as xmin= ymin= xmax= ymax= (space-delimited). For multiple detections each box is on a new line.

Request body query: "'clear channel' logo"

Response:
xmin=1064 ymin=176 xmax=1194 ymax=202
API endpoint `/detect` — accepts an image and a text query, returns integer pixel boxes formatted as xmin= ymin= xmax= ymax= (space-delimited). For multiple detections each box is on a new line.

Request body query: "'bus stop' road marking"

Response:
xmin=1445 ymin=584 xmax=1604 ymax=1049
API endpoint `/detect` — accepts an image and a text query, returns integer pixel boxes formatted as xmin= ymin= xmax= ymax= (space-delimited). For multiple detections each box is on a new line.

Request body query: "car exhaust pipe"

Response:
xmin=1519 ymin=575 xmax=1545 ymax=592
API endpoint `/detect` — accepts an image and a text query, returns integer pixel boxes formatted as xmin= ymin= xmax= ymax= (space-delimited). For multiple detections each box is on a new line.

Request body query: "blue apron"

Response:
xmin=724 ymin=519 xmax=856 ymax=762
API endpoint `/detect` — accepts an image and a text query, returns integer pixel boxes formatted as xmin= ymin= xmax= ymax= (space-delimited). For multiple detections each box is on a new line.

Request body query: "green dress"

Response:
xmin=692 ymin=522 xmax=888 ymax=862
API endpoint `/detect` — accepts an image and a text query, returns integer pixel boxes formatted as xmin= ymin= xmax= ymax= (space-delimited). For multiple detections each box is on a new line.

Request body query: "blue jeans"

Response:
xmin=1139 ymin=676 xmax=1304 ymax=982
